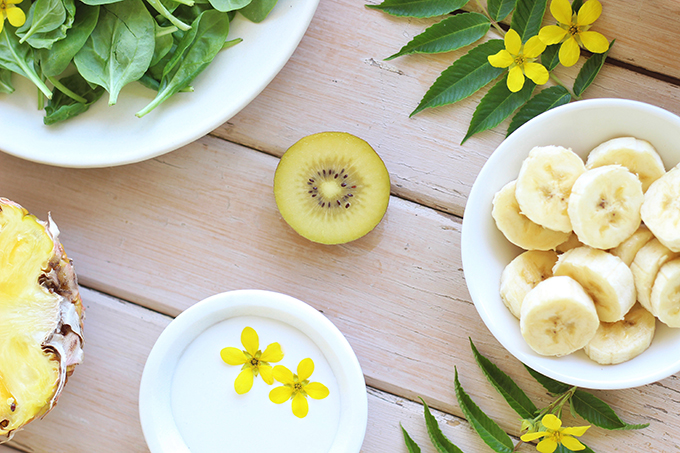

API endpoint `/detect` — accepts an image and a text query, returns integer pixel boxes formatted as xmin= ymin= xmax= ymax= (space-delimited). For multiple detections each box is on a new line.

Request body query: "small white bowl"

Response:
xmin=139 ymin=290 xmax=367 ymax=452
xmin=462 ymin=99 xmax=680 ymax=389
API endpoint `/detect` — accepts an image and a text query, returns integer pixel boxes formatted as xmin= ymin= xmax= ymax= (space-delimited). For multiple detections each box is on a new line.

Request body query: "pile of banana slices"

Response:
xmin=492 ymin=137 xmax=680 ymax=365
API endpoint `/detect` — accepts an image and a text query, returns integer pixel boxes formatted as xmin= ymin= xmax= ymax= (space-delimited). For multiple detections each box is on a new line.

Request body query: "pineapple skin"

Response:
xmin=0 ymin=198 xmax=84 ymax=442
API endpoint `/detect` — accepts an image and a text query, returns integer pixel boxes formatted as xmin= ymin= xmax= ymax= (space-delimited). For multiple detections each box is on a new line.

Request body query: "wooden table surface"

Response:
xmin=3 ymin=0 xmax=680 ymax=452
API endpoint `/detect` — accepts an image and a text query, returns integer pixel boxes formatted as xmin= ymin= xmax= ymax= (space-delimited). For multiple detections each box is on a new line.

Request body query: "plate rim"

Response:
xmin=138 ymin=289 xmax=368 ymax=453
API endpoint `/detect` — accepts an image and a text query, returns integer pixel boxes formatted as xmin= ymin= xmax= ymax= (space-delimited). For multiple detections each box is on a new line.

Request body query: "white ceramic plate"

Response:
xmin=462 ymin=99 xmax=680 ymax=390
xmin=139 ymin=290 xmax=368 ymax=453
xmin=0 ymin=0 xmax=318 ymax=168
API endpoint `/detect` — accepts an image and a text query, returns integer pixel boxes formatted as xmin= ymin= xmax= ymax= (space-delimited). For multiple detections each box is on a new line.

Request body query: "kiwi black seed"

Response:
xmin=273 ymin=132 xmax=391 ymax=245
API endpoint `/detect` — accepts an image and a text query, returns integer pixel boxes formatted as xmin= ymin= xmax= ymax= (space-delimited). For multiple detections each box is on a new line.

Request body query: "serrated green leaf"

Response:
xmin=412 ymin=39 xmax=505 ymax=115
xmin=469 ymin=339 xmax=538 ymax=419
xmin=573 ymin=40 xmax=614 ymax=97
xmin=387 ymin=12 xmax=490 ymax=60
xmin=487 ymin=0 xmax=516 ymax=21
xmin=510 ymin=0 xmax=547 ymax=42
xmin=462 ymin=75 xmax=535 ymax=143
xmin=523 ymin=365 xmax=571 ymax=395
xmin=366 ymin=0 xmax=469 ymax=18
xmin=454 ymin=368 xmax=515 ymax=453
xmin=541 ymin=44 xmax=560 ymax=71
xmin=570 ymin=0 xmax=583 ymax=13
xmin=420 ymin=398 xmax=465 ymax=453
xmin=572 ymin=389 xmax=649 ymax=431
xmin=401 ymin=424 xmax=422 ymax=453
xmin=507 ymin=85 xmax=570 ymax=135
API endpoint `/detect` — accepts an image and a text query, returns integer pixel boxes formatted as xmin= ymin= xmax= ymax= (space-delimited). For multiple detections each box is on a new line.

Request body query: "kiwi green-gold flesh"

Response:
xmin=274 ymin=132 xmax=391 ymax=245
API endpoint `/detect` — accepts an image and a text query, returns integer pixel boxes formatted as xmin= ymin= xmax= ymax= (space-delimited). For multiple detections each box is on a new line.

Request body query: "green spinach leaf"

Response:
xmin=0 ymin=27 xmax=52 ymax=98
xmin=44 ymin=72 xmax=105 ymax=124
xmin=238 ymin=0 xmax=277 ymax=22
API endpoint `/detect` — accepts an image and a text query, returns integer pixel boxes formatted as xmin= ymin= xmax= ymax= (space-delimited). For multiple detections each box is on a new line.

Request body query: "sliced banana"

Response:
xmin=553 ymin=246 xmax=636 ymax=322
xmin=520 ymin=276 xmax=599 ymax=357
xmin=568 ymin=165 xmax=644 ymax=250
xmin=586 ymin=137 xmax=666 ymax=192
xmin=492 ymin=181 xmax=571 ymax=251
xmin=583 ymin=303 xmax=656 ymax=365
xmin=556 ymin=233 xmax=583 ymax=254
xmin=630 ymin=238 xmax=680 ymax=313
xmin=609 ymin=224 xmax=654 ymax=266
xmin=500 ymin=250 xmax=558 ymax=319
xmin=651 ymin=258 xmax=680 ymax=328
xmin=641 ymin=164 xmax=680 ymax=252
xmin=515 ymin=146 xmax=585 ymax=233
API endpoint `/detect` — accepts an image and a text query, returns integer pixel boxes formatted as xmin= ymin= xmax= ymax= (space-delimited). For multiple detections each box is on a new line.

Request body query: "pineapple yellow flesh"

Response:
xmin=0 ymin=201 xmax=83 ymax=439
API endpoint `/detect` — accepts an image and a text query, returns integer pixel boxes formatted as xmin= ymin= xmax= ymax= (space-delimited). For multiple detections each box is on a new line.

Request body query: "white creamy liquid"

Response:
xmin=171 ymin=315 xmax=341 ymax=452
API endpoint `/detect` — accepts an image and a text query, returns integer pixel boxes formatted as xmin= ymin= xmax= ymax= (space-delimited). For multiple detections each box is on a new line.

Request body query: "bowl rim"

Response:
xmin=461 ymin=98 xmax=680 ymax=389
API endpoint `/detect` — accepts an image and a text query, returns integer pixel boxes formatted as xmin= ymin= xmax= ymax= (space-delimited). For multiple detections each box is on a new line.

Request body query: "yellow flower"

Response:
xmin=220 ymin=326 xmax=283 ymax=394
xmin=538 ymin=0 xmax=609 ymax=67
xmin=521 ymin=414 xmax=590 ymax=453
xmin=0 ymin=0 xmax=25 ymax=33
xmin=488 ymin=29 xmax=549 ymax=93
xmin=269 ymin=358 xmax=329 ymax=418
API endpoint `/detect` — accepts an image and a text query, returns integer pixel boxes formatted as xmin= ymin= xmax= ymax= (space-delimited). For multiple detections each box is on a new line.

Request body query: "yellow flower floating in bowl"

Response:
xmin=269 ymin=358 xmax=329 ymax=418
xmin=220 ymin=326 xmax=284 ymax=394
xmin=538 ymin=0 xmax=609 ymax=67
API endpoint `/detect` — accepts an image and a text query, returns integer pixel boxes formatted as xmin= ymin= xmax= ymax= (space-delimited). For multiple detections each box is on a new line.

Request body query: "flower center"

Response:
xmin=250 ymin=358 xmax=260 ymax=367
xmin=514 ymin=55 xmax=526 ymax=66
xmin=294 ymin=383 xmax=303 ymax=392
xmin=568 ymin=24 xmax=579 ymax=36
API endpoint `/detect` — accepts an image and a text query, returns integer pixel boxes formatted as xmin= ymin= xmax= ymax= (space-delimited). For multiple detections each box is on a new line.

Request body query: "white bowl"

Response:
xmin=139 ymin=290 xmax=367 ymax=452
xmin=462 ymin=98 xmax=680 ymax=389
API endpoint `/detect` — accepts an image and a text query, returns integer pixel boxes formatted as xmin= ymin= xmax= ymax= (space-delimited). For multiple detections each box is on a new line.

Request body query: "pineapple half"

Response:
xmin=0 ymin=198 xmax=84 ymax=442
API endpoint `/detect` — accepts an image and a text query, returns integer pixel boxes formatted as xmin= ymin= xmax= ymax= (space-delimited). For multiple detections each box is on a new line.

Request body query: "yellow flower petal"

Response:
xmin=561 ymin=436 xmax=587 ymax=451
xmin=488 ymin=49 xmax=514 ymax=68
xmin=542 ymin=414 xmax=562 ymax=431
xmin=523 ymin=62 xmax=549 ymax=85
xmin=297 ymin=358 xmax=315 ymax=381
xmin=291 ymin=393 xmax=309 ymax=418
xmin=577 ymin=0 xmax=602 ymax=26
xmin=504 ymin=29 xmax=522 ymax=56
xmin=521 ymin=431 xmax=549 ymax=442
xmin=507 ymin=66 xmax=525 ymax=92
xmin=260 ymin=342 xmax=284 ymax=363
xmin=562 ymin=425 xmax=590 ymax=437
xmin=523 ymin=35 xmax=546 ymax=58
xmin=241 ymin=327 xmax=259 ymax=356
xmin=259 ymin=364 xmax=274 ymax=384
xmin=539 ymin=25 xmax=568 ymax=45
xmin=558 ymin=37 xmax=580 ymax=67
xmin=273 ymin=365 xmax=295 ymax=385
xmin=550 ymin=0 xmax=573 ymax=25
xmin=305 ymin=382 xmax=330 ymax=399
xmin=220 ymin=347 xmax=248 ymax=365
xmin=6 ymin=0 xmax=23 ymax=5
xmin=537 ymin=438 xmax=558 ymax=453
xmin=234 ymin=368 xmax=254 ymax=394
xmin=578 ymin=31 xmax=609 ymax=53
xmin=269 ymin=385 xmax=293 ymax=404
xmin=6 ymin=7 xmax=25 ymax=27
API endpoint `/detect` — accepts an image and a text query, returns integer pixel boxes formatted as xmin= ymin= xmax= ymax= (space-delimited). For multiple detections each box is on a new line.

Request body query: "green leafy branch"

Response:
xmin=402 ymin=339 xmax=647 ymax=453
xmin=367 ymin=0 xmax=614 ymax=143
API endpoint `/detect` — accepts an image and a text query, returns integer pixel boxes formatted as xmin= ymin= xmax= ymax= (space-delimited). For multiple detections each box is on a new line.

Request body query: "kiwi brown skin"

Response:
xmin=273 ymin=132 xmax=391 ymax=245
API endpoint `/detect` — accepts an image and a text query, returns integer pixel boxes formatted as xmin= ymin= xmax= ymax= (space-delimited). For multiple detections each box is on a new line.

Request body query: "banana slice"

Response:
xmin=630 ymin=238 xmax=680 ymax=313
xmin=641 ymin=164 xmax=680 ymax=252
xmin=556 ymin=233 xmax=583 ymax=254
xmin=583 ymin=303 xmax=656 ymax=365
xmin=520 ymin=276 xmax=599 ymax=357
xmin=586 ymin=137 xmax=666 ymax=192
xmin=553 ymin=246 xmax=636 ymax=322
xmin=568 ymin=165 xmax=644 ymax=250
xmin=609 ymin=224 xmax=654 ymax=266
xmin=500 ymin=250 xmax=558 ymax=319
xmin=515 ymin=146 xmax=585 ymax=233
xmin=651 ymin=258 xmax=680 ymax=327
xmin=492 ymin=181 xmax=571 ymax=251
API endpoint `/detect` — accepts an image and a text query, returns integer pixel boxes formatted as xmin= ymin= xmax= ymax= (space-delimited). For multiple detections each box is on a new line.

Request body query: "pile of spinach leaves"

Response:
xmin=0 ymin=0 xmax=277 ymax=124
